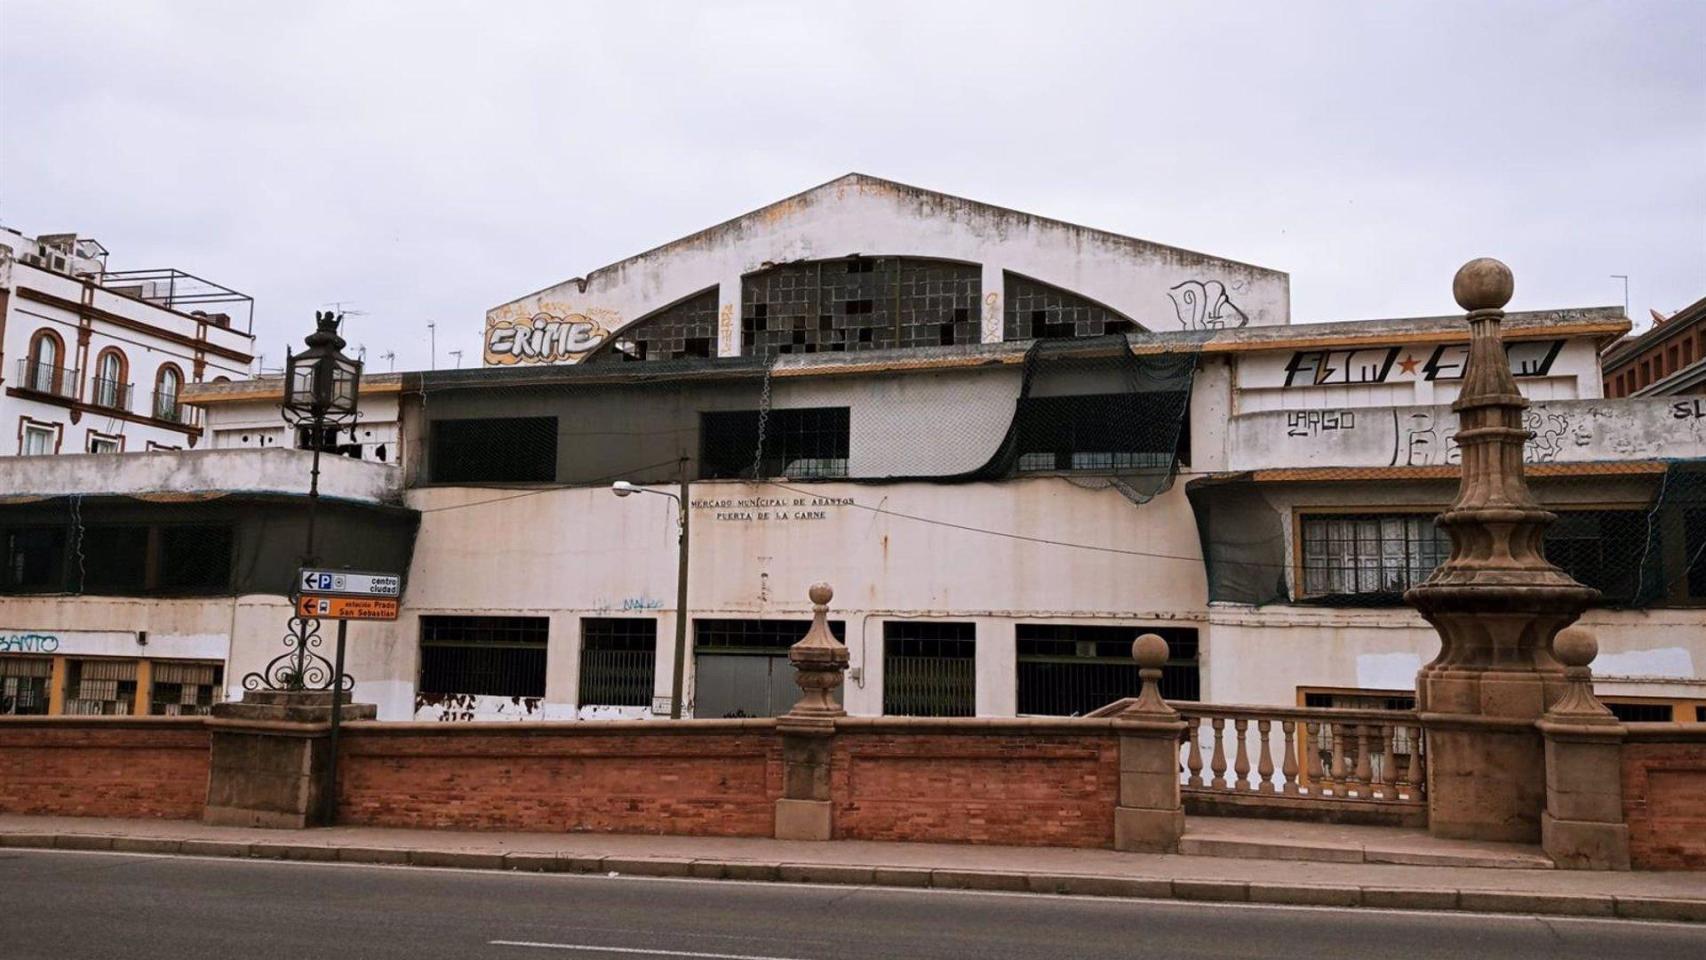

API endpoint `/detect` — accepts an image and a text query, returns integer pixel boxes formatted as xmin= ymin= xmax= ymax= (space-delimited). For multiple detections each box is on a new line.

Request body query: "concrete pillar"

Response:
xmin=203 ymin=690 xmax=375 ymax=829
xmin=1405 ymin=259 xmax=1598 ymax=843
xmin=1537 ymin=628 xmax=1631 ymax=869
xmin=1113 ymin=634 xmax=1186 ymax=853
xmin=775 ymin=583 xmax=847 ymax=841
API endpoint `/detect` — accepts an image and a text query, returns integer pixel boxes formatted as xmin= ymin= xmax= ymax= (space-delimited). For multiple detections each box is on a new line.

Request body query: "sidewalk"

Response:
xmin=5 ymin=814 xmax=1704 ymax=924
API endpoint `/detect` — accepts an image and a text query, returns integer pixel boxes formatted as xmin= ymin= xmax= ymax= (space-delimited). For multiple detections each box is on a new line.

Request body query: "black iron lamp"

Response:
xmin=284 ymin=311 xmax=362 ymax=422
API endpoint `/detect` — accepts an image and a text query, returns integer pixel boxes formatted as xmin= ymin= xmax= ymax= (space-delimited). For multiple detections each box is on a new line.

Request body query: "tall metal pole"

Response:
xmin=322 ymin=619 xmax=347 ymax=826
xmin=670 ymin=459 xmax=690 ymax=719
xmin=291 ymin=418 xmax=325 ymax=685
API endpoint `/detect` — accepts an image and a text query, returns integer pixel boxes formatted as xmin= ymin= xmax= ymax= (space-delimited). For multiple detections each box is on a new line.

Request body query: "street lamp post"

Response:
xmin=612 ymin=459 xmax=690 ymax=719
xmin=241 ymin=310 xmax=362 ymax=823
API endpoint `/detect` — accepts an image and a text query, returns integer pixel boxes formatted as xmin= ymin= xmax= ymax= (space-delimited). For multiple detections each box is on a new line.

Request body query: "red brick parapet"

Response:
xmin=0 ymin=717 xmax=211 ymax=820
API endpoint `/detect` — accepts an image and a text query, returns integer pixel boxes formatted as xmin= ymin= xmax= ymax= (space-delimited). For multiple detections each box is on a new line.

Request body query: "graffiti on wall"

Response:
xmin=1390 ymin=406 xmax=1608 ymax=466
xmin=484 ymin=309 xmax=619 ymax=365
xmin=1169 ymin=280 xmax=1249 ymax=330
xmin=0 ymin=632 xmax=60 ymax=653
xmin=1286 ymin=410 xmax=1357 ymax=437
xmin=1285 ymin=341 xmax=1564 ymax=388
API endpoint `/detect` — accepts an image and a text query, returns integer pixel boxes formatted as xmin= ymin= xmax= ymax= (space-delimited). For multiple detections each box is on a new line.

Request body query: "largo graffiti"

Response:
xmin=484 ymin=312 xmax=613 ymax=364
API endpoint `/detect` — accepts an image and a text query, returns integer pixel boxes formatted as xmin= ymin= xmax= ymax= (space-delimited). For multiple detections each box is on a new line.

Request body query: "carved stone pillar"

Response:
xmin=775 ymin=583 xmax=847 ymax=841
xmin=1537 ymin=627 xmax=1631 ymax=869
xmin=1405 ymin=259 xmax=1599 ymax=842
xmin=1113 ymin=633 xmax=1186 ymax=853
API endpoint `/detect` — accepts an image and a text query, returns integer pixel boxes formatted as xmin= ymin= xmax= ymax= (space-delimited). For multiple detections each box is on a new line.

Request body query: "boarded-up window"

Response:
xmin=63 ymin=659 xmax=137 ymax=716
xmin=149 ymin=661 xmax=225 ymax=716
xmin=430 ymin=417 xmax=558 ymax=483
xmin=418 ymin=615 xmax=548 ymax=698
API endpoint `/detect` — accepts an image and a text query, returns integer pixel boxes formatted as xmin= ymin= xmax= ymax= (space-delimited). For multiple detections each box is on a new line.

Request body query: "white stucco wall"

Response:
xmin=485 ymin=175 xmax=1289 ymax=365
xmin=0 ymin=447 xmax=401 ymax=503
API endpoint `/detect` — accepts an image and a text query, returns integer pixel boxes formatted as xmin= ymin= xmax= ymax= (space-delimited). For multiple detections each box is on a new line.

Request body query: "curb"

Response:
xmin=4 ymin=831 xmax=1703 ymax=924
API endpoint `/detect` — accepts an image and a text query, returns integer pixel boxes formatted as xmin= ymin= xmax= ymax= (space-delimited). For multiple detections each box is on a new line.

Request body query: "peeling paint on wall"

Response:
xmin=413 ymin=691 xmax=544 ymax=722
xmin=1591 ymin=647 xmax=1696 ymax=680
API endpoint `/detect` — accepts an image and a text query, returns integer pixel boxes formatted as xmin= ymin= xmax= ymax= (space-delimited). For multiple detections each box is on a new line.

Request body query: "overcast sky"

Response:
xmin=2 ymin=1 xmax=1702 ymax=373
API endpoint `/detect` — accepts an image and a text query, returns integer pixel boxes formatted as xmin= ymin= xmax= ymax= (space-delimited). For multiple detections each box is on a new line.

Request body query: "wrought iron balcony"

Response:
xmin=90 ymin=376 xmax=133 ymax=411
xmin=15 ymin=359 xmax=78 ymax=399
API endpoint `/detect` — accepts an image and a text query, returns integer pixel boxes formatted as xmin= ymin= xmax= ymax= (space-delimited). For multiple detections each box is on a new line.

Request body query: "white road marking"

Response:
xmin=490 ymin=941 xmax=810 ymax=960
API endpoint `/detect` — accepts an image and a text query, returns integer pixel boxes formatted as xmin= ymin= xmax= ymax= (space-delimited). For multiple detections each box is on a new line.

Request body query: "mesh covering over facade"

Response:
xmin=741 ymin=257 xmax=982 ymax=357
xmin=1003 ymin=273 xmax=1141 ymax=341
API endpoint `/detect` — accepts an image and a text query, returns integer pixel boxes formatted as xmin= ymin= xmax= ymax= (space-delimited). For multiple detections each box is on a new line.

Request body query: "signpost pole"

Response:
xmin=322 ymin=619 xmax=348 ymax=826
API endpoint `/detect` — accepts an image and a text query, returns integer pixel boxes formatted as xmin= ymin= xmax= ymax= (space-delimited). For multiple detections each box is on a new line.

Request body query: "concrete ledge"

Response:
xmin=2 ymin=830 xmax=1699 ymax=923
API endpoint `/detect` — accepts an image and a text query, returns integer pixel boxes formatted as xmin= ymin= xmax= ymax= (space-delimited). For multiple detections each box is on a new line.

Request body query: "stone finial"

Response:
xmin=1122 ymin=633 xmax=1177 ymax=718
xmin=784 ymin=582 xmax=849 ymax=723
xmin=1546 ymin=626 xmax=1618 ymax=724
xmin=1452 ymin=257 xmax=1514 ymax=312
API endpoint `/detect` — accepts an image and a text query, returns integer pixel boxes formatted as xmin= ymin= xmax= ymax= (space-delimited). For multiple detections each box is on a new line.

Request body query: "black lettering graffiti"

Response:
xmin=1168 ymin=280 xmax=1249 ymax=330
xmin=1285 ymin=348 xmax=1401 ymax=387
xmin=1285 ymin=410 xmax=1357 ymax=437
xmin=1672 ymin=399 xmax=1706 ymax=420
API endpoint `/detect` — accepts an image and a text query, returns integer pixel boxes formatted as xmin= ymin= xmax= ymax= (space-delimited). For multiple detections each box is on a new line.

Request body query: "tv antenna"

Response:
xmin=381 ymin=350 xmax=396 ymax=372
xmin=449 ymin=349 xmax=464 ymax=369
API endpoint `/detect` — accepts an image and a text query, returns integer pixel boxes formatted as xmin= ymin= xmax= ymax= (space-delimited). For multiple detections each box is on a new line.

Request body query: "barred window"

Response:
xmin=419 ymin=616 xmax=548 ymax=698
xmin=429 ymin=417 xmax=558 ymax=483
xmin=149 ymin=661 xmax=225 ymax=716
xmin=1300 ymin=514 xmax=1450 ymax=599
xmin=1545 ymin=510 xmax=1647 ymax=604
xmin=741 ymin=257 xmax=981 ymax=358
xmin=1014 ymin=393 xmax=1187 ymax=472
xmin=883 ymin=621 xmax=975 ymax=717
xmin=0 ymin=656 xmax=53 ymax=715
xmin=1606 ymin=701 xmax=1673 ymax=723
xmin=2 ymin=527 xmax=66 ymax=593
xmin=1016 ymin=625 xmax=1199 ymax=716
xmin=699 ymin=407 xmax=849 ymax=479
xmin=64 ymin=659 xmax=137 ymax=716
xmin=580 ymin=618 xmax=656 ymax=707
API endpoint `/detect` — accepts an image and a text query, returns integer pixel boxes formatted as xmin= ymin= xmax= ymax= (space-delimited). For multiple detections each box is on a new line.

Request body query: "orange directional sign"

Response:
xmin=297 ymin=594 xmax=399 ymax=622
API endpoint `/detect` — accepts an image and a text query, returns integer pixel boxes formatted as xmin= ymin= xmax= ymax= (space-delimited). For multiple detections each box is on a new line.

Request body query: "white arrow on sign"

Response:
xmin=297 ymin=569 xmax=401 ymax=598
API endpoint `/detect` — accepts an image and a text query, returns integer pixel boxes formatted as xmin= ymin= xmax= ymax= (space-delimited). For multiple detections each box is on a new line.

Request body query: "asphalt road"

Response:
xmin=2 ymin=849 xmax=1702 ymax=960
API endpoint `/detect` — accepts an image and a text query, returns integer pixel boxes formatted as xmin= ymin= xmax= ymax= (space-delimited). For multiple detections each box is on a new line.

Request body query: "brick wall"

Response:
xmin=0 ymin=719 xmax=210 ymax=820
xmin=337 ymin=722 xmax=782 ymax=836
xmin=831 ymin=725 xmax=1120 ymax=848
xmin=1622 ymin=732 xmax=1706 ymax=869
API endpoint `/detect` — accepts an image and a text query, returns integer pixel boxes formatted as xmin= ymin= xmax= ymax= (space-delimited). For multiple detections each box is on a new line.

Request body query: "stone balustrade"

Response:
xmin=1175 ymin=704 xmax=1427 ymax=826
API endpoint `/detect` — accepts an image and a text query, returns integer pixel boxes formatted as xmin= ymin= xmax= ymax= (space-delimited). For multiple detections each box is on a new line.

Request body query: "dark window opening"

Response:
xmin=64 ymin=659 xmax=138 ymax=715
xmin=2 ymin=527 xmax=66 ymax=593
xmin=693 ymin=618 xmax=845 ymax=719
xmin=742 ymin=258 xmax=980 ymax=357
xmin=1014 ymin=393 xmax=1187 ymax=472
xmin=158 ymin=525 xmax=234 ymax=593
xmin=1608 ymin=702 xmax=1674 ymax=723
xmin=1686 ymin=508 xmax=1706 ymax=600
xmin=1016 ymin=625 xmax=1200 ymax=715
xmin=296 ymin=424 xmax=362 ymax=459
xmin=699 ymin=407 xmax=849 ymax=479
xmin=418 ymin=615 xmax=548 ymax=699
xmin=580 ymin=618 xmax=657 ymax=708
xmin=695 ymin=618 xmax=845 ymax=652
xmin=883 ymin=621 xmax=975 ymax=717
xmin=1544 ymin=510 xmax=1648 ymax=604
xmin=80 ymin=525 xmax=150 ymax=593
xmin=588 ymin=289 xmax=720 ymax=364
xmin=430 ymin=417 xmax=557 ymax=483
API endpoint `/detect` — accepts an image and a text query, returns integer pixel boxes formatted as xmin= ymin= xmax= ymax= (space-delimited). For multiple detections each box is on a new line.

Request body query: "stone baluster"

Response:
xmin=1256 ymin=719 xmax=1275 ymax=794
xmin=1185 ymin=717 xmax=1204 ymax=788
xmin=1329 ymin=721 xmax=1349 ymax=796
xmin=775 ymin=583 xmax=848 ymax=841
xmin=1380 ymin=723 xmax=1399 ymax=799
xmin=1209 ymin=717 xmax=1228 ymax=789
xmin=1232 ymin=718 xmax=1251 ymax=791
xmin=1113 ymin=634 xmax=1186 ymax=853
xmin=1405 ymin=724 xmax=1423 ymax=797
xmin=1537 ymin=627 xmax=1630 ymax=869
xmin=1304 ymin=721 xmax=1324 ymax=796
xmin=1353 ymin=724 xmax=1373 ymax=797
xmin=1281 ymin=720 xmax=1300 ymax=795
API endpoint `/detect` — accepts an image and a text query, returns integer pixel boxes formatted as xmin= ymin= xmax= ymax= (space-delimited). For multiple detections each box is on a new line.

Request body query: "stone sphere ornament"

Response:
xmin=1453 ymin=257 xmax=1514 ymax=312
xmin=1552 ymin=625 xmax=1598 ymax=670
xmin=1133 ymin=633 xmax=1170 ymax=669
xmin=809 ymin=582 xmax=833 ymax=606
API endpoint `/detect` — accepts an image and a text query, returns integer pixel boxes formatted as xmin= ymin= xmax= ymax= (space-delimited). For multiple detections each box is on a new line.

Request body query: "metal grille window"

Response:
xmin=579 ymin=618 xmax=657 ymax=707
xmin=149 ymin=661 xmax=225 ymax=716
xmin=741 ymin=257 xmax=981 ymax=358
xmin=1301 ymin=514 xmax=1450 ymax=598
xmin=1607 ymin=702 xmax=1673 ymax=723
xmin=590 ymin=289 xmax=719 ymax=363
xmin=2 ymin=527 xmax=67 ymax=593
xmin=883 ymin=621 xmax=975 ymax=717
xmin=1544 ymin=510 xmax=1647 ymax=603
xmin=1004 ymin=273 xmax=1138 ymax=341
xmin=1014 ymin=393 xmax=1188 ymax=472
xmin=1686 ymin=508 xmax=1706 ymax=600
xmin=699 ymin=407 xmax=849 ymax=479
xmin=418 ymin=616 xmax=548 ymax=698
xmin=695 ymin=618 xmax=846 ymax=651
xmin=1016 ymin=625 xmax=1199 ymax=716
xmin=429 ymin=417 xmax=558 ymax=483
xmin=64 ymin=659 xmax=138 ymax=715
xmin=0 ymin=657 xmax=53 ymax=715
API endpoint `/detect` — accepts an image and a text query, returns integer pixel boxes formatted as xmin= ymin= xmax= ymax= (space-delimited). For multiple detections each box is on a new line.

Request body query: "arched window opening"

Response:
xmin=25 ymin=329 xmax=67 ymax=395
xmin=740 ymin=257 xmax=981 ymax=358
xmin=93 ymin=348 xmax=129 ymax=410
xmin=586 ymin=288 xmax=719 ymax=364
xmin=155 ymin=364 xmax=185 ymax=422
xmin=1003 ymin=273 xmax=1141 ymax=342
